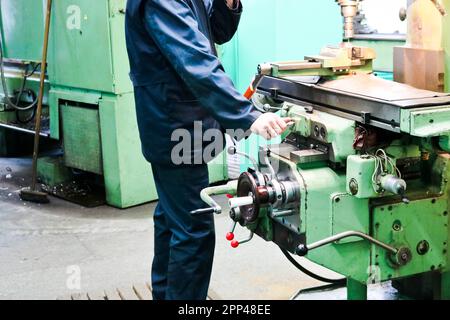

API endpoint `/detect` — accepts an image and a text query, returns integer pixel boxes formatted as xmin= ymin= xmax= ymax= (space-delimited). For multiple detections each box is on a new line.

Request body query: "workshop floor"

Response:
xmin=0 ymin=157 xmax=341 ymax=300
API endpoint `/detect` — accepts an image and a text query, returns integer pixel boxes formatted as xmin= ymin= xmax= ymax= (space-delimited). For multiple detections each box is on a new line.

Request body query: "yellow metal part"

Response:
xmin=262 ymin=45 xmax=376 ymax=78
xmin=305 ymin=45 xmax=376 ymax=69
xmin=444 ymin=0 xmax=450 ymax=91
xmin=407 ymin=0 xmax=445 ymax=50
xmin=336 ymin=0 xmax=361 ymax=39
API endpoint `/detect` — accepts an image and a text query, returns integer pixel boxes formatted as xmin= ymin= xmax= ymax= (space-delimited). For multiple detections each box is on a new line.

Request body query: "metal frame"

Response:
xmin=256 ymin=75 xmax=450 ymax=133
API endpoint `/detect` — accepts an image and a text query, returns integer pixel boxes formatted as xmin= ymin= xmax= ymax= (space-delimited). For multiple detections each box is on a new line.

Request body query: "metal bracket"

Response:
xmin=361 ymin=111 xmax=371 ymax=125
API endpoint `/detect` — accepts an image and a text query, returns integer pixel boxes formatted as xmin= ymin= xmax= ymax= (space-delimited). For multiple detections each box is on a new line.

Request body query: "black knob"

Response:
xmin=270 ymin=88 xmax=279 ymax=99
xmin=295 ymin=244 xmax=309 ymax=256
xmin=228 ymin=146 xmax=237 ymax=155
xmin=305 ymin=106 xmax=314 ymax=114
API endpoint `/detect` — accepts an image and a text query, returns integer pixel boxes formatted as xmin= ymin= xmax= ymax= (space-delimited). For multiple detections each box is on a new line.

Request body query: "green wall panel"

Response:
xmin=351 ymin=39 xmax=405 ymax=72
xmin=61 ymin=104 xmax=103 ymax=175
xmin=0 ymin=0 xmax=45 ymax=61
xmin=108 ymin=0 xmax=133 ymax=94
xmin=221 ymin=0 xmax=342 ymax=91
xmin=48 ymin=0 xmax=131 ymax=94
xmin=49 ymin=0 xmax=114 ymax=92
xmin=99 ymin=93 xmax=157 ymax=208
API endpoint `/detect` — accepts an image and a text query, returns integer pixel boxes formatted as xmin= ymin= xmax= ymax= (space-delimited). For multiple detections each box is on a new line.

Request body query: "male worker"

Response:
xmin=125 ymin=0 xmax=291 ymax=300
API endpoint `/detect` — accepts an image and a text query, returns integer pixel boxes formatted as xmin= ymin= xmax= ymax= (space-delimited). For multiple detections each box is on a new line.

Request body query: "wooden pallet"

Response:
xmin=62 ymin=283 xmax=220 ymax=300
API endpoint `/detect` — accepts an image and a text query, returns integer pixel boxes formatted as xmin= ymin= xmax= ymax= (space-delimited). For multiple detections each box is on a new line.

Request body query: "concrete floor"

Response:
xmin=0 ymin=157 xmax=341 ymax=300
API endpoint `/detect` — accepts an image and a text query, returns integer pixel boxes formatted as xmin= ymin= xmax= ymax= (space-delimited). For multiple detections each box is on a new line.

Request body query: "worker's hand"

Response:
xmin=250 ymin=113 xmax=293 ymax=140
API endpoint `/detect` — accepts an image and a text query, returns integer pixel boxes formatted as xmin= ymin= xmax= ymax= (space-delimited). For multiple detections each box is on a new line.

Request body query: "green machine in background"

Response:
xmin=0 ymin=0 xmax=227 ymax=208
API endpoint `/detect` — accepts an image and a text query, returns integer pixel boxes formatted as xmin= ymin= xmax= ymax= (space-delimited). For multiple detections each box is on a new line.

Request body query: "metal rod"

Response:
xmin=261 ymin=147 xmax=276 ymax=178
xmin=194 ymin=180 xmax=238 ymax=215
xmin=229 ymin=221 xmax=237 ymax=234
xmin=0 ymin=123 xmax=50 ymax=137
xmin=30 ymin=0 xmax=52 ymax=191
xmin=238 ymin=232 xmax=254 ymax=245
xmin=229 ymin=196 xmax=254 ymax=209
xmin=271 ymin=210 xmax=295 ymax=218
xmin=306 ymin=231 xmax=398 ymax=255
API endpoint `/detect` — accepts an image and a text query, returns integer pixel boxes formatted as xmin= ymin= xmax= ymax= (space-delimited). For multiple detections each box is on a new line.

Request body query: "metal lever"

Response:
xmin=295 ymin=231 xmax=399 ymax=256
xmin=226 ymin=208 xmax=254 ymax=248
xmin=230 ymin=231 xmax=254 ymax=249
xmin=189 ymin=181 xmax=238 ymax=216
xmin=191 ymin=207 xmax=217 ymax=216
xmin=229 ymin=196 xmax=254 ymax=209
xmin=226 ymin=221 xmax=238 ymax=241
xmin=259 ymin=147 xmax=276 ymax=178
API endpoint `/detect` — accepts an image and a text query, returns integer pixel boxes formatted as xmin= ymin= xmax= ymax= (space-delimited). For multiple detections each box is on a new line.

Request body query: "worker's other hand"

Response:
xmin=250 ymin=113 xmax=293 ymax=140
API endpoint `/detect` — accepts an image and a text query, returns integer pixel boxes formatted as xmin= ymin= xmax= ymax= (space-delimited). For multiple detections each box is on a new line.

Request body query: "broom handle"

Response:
xmin=31 ymin=0 xmax=52 ymax=191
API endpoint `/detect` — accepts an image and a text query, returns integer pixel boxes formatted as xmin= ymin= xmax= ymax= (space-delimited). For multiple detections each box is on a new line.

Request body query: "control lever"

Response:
xmin=189 ymin=181 xmax=238 ymax=216
xmin=226 ymin=202 xmax=256 ymax=248
xmin=191 ymin=207 xmax=217 ymax=216
xmin=296 ymin=231 xmax=399 ymax=257
xmin=295 ymin=231 xmax=413 ymax=267
xmin=259 ymin=147 xmax=276 ymax=178
xmin=230 ymin=231 xmax=254 ymax=249
xmin=226 ymin=220 xmax=237 ymax=241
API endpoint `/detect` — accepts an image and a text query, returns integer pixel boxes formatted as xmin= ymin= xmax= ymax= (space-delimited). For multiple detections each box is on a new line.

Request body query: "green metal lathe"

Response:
xmin=196 ymin=0 xmax=450 ymax=300
xmin=0 ymin=0 xmax=227 ymax=208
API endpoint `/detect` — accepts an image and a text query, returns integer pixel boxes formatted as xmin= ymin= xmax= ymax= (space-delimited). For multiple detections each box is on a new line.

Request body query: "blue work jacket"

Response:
xmin=125 ymin=0 xmax=261 ymax=165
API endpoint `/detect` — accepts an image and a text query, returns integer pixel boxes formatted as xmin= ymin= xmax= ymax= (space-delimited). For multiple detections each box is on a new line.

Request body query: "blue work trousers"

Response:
xmin=150 ymin=163 xmax=215 ymax=300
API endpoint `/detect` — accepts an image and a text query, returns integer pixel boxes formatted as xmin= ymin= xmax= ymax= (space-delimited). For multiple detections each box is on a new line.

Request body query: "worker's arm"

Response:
xmin=210 ymin=0 xmax=242 ymax=44
xmin=143 ymin=0 xmax=259 ymax=133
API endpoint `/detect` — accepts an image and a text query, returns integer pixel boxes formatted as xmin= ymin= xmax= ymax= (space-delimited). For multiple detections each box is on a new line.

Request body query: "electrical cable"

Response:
xmin=0 ymin=33 xmax=40 ymax=111
xmin=280 ymin=247 xmax=346 ymax=285
xmin=367 ymin=149 xmax=402 ymax=193
xmin=16 ymin=89 xmax=38 ymax=124
xmin=15 ymin=63 xmax=41 ymax=104
xmin=14 ymin=65 xmax=40 ymax=123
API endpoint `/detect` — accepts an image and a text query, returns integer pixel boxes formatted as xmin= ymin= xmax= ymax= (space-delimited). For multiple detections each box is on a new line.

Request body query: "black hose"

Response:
xmin=0 ymin=34 xmax=40 ymax=111
xmin=14 ymin=63 xmax=41 ymax=104
xmin=16 ymin=89 xmax=38 ymax=124
xmin=280 ymin=247 xmax=346 ymax=285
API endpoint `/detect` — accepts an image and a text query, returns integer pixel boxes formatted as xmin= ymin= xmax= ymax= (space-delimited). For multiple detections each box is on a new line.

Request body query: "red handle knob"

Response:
xmin=226 ymin=232 xmax=235 ymax=241
xmin=231 ymin=240 xmax=240 ymax=248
